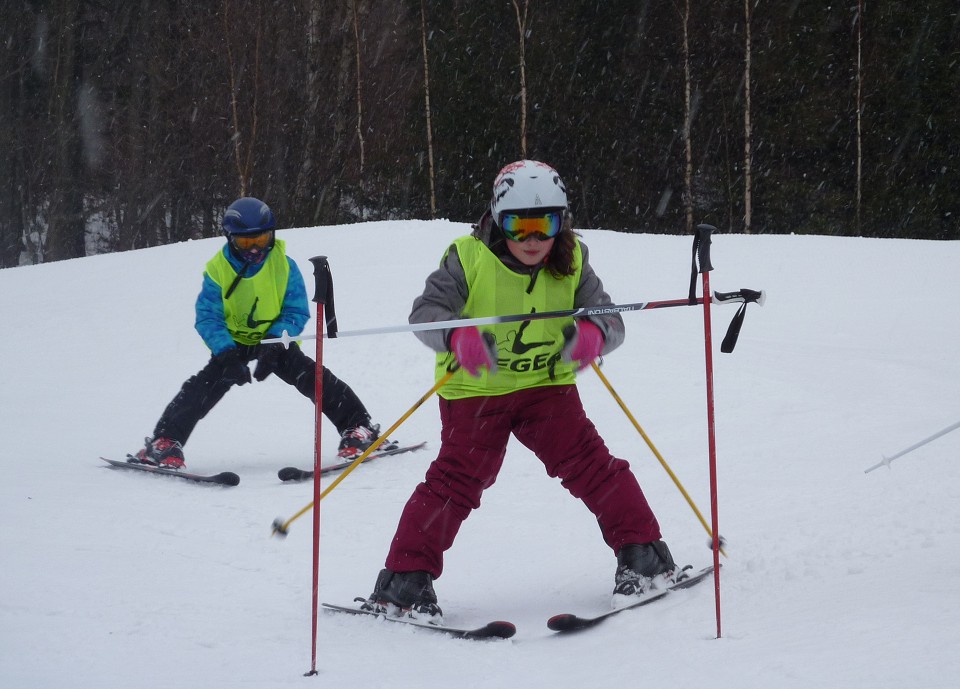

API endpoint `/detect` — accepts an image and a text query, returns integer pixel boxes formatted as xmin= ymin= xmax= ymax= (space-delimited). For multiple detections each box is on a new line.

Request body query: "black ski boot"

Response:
xmin=613 ymin=540 xmax=681 ymax=604
xmin=361 ymin=568 xmax=443 ymax=623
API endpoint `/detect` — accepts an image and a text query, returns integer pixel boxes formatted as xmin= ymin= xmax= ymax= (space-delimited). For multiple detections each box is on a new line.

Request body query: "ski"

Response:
xmin=100 ymin=457 xmax=240 ymax=486
xmin=321 ymin=601 xmax=515 ymax=640
xmin=547 ymin=565 xmax=715 ymax=633
xmin=277 ymin=441 xmax=427 ymax=482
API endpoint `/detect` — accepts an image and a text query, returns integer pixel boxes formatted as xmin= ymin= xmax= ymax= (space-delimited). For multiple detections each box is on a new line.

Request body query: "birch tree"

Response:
xmin=419 ymin=0 xmax=437 ymax=217
xmin=223 ymin=0 xmax=263 ymax=197
xmin=743 ymin=0 xmax=753 ymax=234
xmin=682 ymin=0 xmax=694 ymax=234
xmin=511 ymin=0 xmax=530 ymax=157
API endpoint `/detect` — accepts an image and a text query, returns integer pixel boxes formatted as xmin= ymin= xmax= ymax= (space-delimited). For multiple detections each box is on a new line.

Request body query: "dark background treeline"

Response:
xmin=1 ymin=1 xmax=957 ymax=267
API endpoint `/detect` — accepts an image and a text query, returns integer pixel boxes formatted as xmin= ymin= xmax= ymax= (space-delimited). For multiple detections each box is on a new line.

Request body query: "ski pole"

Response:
xmin=261 ymin=290 xmax=764 ymax=346
xmin=271 ymin=369 xmax=455 ymax=538
xmin=692 ymin=224 xmax=723 ymax=639
xmin=306 ymin=257 xmax=332 ymax=678
xmin=864 ymin=419 xmax=960 ymax=473
xmin=589 ymin=362 xmax=727 ymax=558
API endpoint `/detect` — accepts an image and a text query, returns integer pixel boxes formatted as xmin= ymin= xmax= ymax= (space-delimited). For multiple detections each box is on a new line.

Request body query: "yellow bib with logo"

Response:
xmin=436 ymin=236 xmax=582 ymax=399
xmin=205 ymin=239 xmax=290 ymax=345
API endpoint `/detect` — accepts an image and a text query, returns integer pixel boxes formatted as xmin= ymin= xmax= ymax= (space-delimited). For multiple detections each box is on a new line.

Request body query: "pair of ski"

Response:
xmin=100 ymin=441 xmax=426 ymax=486
xmin=323 ymin=565 xmax=714 ymax=640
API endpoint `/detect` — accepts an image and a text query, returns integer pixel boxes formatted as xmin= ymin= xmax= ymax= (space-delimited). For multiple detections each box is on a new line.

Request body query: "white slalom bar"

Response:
xmin=261 ymin=289 xmax=766 ymax=347
xmin=864 ymin=419 xmax=960 ymax=473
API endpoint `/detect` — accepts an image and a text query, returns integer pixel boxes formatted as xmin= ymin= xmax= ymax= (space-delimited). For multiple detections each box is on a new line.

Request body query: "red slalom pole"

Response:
xmin=305 ymin=257 xmax=335 ymax=676
xmin=693 ymin=225 xmax=723 ymax=639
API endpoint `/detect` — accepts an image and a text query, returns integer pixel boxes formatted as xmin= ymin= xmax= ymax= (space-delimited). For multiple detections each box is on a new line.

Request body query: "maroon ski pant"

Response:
xmin=385 ymin=384 xmax=662 ymax=578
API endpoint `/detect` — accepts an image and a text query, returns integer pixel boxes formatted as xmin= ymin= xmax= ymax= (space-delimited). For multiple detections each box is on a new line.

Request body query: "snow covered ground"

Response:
xmin=1 ymin=220 xmax=958 ymax=689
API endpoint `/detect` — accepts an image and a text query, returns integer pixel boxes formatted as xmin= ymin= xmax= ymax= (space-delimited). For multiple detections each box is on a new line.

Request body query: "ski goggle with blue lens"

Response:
xmin=499 ymin=211 xmax=564 ymax=242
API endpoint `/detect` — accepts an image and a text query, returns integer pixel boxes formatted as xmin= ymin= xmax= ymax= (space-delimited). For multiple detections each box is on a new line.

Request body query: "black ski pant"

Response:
xmin=153 ymin=342 xmax=371 ymax=445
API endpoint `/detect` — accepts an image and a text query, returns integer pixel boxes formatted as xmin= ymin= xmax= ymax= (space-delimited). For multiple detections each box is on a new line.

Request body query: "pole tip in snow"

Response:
xmin=864 ymin=455 xmax=893 ymax=474
xmin=707 ymin=534 xmax=728 ymax=555
xmin=271 ymin=517 xmax=289 ymax=538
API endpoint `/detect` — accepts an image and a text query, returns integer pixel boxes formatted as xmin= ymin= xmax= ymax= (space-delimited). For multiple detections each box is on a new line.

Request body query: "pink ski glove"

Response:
xmin=450 ymin=326 xmax=497 ymax=376
xmin=562 ymin=320 xmax=604 ymax=371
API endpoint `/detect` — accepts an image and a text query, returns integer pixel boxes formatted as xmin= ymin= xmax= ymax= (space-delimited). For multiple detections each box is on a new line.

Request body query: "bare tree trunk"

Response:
xmin=0 ymin=7 xmax=30 ymax=266
xmin=351 ymin=0 xmax=366 ymax=217
xmin=47 ymin=0 xmax=86 ymax=261
xmin=856 ymin=0 xmax=864 ymax=234
xmin=419 ymin=0 xmax=437 ymax=217
xmin=743 ymin=0 xmax=754 ymax=234
xmin=224 ymin=0 xmax=244 ymax=196
xmin=511 ymin=0 xmax=530 ymax=158
xmin=682 ymin=0 xmax=694 ymax=234
xmin=223 ymin=0 xmax=262 ymax=197
xmin=295 ymin=1 xmax=323 ymax=216
xmin=313 ymin=0 xmax=357 ymax=222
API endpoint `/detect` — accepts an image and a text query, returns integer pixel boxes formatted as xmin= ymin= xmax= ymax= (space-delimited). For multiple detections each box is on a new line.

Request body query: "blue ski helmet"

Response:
xmin=222 ymin=197 xmax=276 ymax=264
xmin=222 ymin=197 xmax=276 ymax=235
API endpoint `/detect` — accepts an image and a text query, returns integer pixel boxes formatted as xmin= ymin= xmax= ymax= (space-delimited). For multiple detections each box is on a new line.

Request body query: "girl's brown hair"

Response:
xmin=544 ymin=214 xmax=578 ymax=278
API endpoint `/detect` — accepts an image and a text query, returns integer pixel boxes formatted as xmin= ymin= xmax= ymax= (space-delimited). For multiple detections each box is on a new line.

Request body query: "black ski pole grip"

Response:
xmin=309 ymin=256 xmax=338 ymax=337
xmin=309 ymin=256 xmax=331 ymax=304
xmin=688 ymin=224 xmax=716 ymax=303
xmin=695 ymin=224 xmax=715 ymax=273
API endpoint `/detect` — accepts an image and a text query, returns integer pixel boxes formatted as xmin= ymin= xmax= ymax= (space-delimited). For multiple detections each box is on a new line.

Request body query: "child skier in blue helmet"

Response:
xmin=129 ymin=196 xmax=382 ymax=469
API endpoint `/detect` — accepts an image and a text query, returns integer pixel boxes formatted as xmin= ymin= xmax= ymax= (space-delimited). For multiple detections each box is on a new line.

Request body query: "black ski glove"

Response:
xmin=213 ymin=348 xmax=251 ymax=387
xmin=253 ymin=342 xmax=286 ymax=382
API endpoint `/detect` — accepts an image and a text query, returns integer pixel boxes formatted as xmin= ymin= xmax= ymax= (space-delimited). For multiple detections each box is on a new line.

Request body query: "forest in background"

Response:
xmin=1 ymin=0 xmax=958 ymax=267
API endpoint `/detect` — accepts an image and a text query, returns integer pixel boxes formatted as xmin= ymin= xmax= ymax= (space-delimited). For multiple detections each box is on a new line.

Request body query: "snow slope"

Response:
xmin=1 ymin=221 xmax=958 ymax=689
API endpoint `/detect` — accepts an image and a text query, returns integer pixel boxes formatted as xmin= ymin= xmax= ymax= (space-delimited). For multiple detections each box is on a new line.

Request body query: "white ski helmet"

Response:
xmin=490 ymin=160 xmax=568 ymax=223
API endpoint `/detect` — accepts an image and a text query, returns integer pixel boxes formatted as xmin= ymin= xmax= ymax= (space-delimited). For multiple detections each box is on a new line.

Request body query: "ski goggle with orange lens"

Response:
xmin=499 ymin=211 xmax=563 ymax=242
xmin=230 ymin=230 xmax=274 ymax=251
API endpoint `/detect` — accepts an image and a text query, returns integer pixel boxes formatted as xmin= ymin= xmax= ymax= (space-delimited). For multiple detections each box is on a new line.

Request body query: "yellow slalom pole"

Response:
xmin=272 ymin=370 xmax=455 ymax=538
xmin=590 ymin=362 xmax=727 ymax=557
